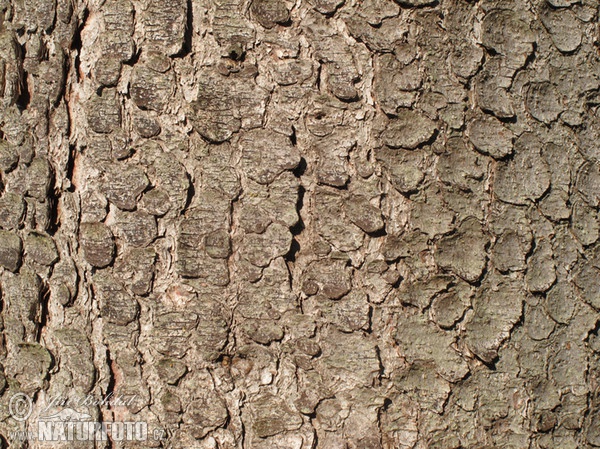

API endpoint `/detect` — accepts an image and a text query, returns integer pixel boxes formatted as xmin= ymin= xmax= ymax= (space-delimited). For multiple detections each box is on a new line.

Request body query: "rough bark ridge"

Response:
xmin=0 ymin=0 xmax=599 ymax=447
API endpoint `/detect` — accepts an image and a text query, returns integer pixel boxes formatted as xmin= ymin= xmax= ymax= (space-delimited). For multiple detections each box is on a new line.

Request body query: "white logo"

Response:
xmin=7 ymin=392 xmax=166 ymax=442
xmin=9 ymin=393 xmax=33 ymax=422
xmin=40 ymin=408 xmax=92 ymax=422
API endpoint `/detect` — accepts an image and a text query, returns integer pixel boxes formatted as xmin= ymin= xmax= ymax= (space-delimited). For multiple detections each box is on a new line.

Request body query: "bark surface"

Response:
xmin=0 ymin=0 xmax=599 ymax=447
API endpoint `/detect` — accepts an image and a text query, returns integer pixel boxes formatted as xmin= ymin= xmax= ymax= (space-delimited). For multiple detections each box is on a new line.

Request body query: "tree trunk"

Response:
xmin=0 ymin=0 xmax=598 ymax=447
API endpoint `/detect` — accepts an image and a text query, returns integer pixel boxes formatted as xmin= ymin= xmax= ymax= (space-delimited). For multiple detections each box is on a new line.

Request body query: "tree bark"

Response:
xmin=0 ymin=0 xmax=599 ymax=447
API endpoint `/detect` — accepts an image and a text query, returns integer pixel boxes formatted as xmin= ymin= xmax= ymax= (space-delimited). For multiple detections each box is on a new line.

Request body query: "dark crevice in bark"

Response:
xmin=36 ymin=281 xmax=51 ymax=343
xmin=47 ymin=182 xmax=60 ymax=237
xmin=70 ymin=7 xmax=87 ymax=83
xmin=15 ymin=70 xmax=30 ymax=110
xmin=285 ymin=183 xmax=305 ymax=264
xmin=181 ymin=171 xmax=196 ymax=215
xmin=315 ymin=64 xmax=322 ymax=91
xmin=65 ymin=144 xmax=76 ymax=192
xmin=179 ymin=0 xmax=194 ymax=58
xmin=292 ymin=157 xmax=307 ymax=178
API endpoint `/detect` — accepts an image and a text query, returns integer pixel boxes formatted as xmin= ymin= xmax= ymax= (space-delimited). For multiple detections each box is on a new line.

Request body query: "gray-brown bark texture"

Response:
xmin=0 ymin=0 xmax=600 ymax=447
